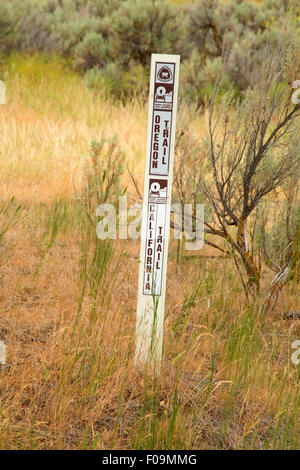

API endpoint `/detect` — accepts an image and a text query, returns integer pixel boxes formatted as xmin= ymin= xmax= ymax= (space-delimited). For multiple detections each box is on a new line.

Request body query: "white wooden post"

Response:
xmin=0 ymin=341 xmax=6 ymax=365
xmin=135 ymin=54 xmax=180 ymax=373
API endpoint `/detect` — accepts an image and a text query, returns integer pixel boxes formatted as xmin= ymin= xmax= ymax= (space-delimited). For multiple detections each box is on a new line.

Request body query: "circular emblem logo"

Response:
xmin=157 ymin=66 xmax=172 ymax=82
xmin=150 ymin=182 xmax=160 ymax=193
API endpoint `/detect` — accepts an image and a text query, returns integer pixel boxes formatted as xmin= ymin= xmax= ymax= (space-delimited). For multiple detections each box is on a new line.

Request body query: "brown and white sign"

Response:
xmin=135 ymin=54 xmax=180 ymax=372
xmin=150 ymin=62 xmax=176 ymax=175
xmin=143 ymin=179 xmax=168 ymax=296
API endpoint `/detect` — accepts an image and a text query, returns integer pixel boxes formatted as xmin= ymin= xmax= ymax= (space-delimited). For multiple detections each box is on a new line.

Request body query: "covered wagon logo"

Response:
xmin=157 ymin=65 xmax=172 ymax=82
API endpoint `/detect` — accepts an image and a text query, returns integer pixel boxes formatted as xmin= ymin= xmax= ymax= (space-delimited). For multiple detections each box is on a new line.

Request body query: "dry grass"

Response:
xmin=0 ymin=54 xmax=148 ymax=201
xmin=0 ymin=54 xmax=299 ymax=450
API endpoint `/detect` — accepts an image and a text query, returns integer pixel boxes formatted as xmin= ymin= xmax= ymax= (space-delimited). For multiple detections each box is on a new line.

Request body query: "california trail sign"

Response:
xmin=135 ymin=54 xmax=180 ymax=373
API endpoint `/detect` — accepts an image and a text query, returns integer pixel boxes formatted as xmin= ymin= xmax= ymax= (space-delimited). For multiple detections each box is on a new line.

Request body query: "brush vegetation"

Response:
xmin=1 ymin=0 xmax=300 ymax=102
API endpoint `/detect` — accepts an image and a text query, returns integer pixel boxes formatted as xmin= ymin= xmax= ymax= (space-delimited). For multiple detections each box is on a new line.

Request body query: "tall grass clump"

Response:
xmin=0 ymin=197 xmax=22 ymax=244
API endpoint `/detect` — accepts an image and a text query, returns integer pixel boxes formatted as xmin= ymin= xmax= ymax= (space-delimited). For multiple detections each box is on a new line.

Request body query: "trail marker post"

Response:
xmin=135 ymin=54 xmax=180 ymax=373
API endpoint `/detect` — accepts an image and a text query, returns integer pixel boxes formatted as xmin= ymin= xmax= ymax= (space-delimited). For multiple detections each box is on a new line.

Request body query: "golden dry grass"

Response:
xmin=0 ymin=54 xmax=149 ymax=201
xmin=0 ymin=54 xmax=299 ymax=449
